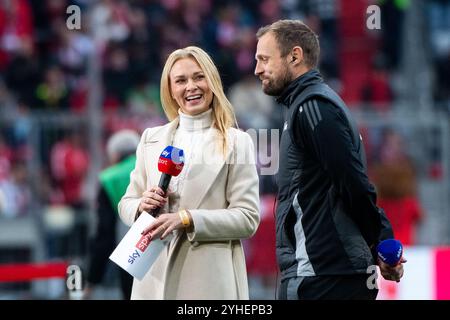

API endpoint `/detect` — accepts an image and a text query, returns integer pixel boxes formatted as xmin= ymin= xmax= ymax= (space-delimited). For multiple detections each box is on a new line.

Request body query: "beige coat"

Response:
xmin=118 ymin=118 xmax=260 ymax=299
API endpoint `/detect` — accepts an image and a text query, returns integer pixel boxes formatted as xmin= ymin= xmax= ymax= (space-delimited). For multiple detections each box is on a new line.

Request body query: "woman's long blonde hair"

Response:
xmin=160 ymin=46 xmax=237 ymax=155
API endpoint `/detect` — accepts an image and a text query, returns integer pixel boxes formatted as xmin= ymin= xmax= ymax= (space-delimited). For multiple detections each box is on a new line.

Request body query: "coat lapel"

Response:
xmin=162 ymin=128 xmax=236 ymax=298
xmin=143 ymin=119 xmax=179 ymax=188
xmin=178 ymin=128 xmax=233 ymax=210
xmin=143 ymin=119 xmax=234 ymax=209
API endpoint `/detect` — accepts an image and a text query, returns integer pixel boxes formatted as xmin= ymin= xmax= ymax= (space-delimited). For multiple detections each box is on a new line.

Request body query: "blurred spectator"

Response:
xmin=126 ymin=72 xmax=162 ymax=115
xmin=3 ymin=101 xmax=33 ymax=161
xmin=0 ymin=161 xmax=31 ymax=218
xmin=45 ymin=0 xmax=69 ymax=24
xmin=433 ymin=51 xmax=450 ymax=107
xmin=361 ymin=55 xmax=393 ymax=112
xmin=371 ymin=129 xmax=423 ymax=245
xmin=0 ymin=0 xmax=34 ymax=71
xmin=245 ymin=193 xmax=277 ymax=297
xmin=44 ymin=130 xmax=90 ymax=259
xmin=91 ymin=0 xmax=131 ymax=48
xmin=427 ymin=0 xmax=450 ymax=106
xmin=212 ymin=2 xmax=255 ymax=88
xmin=125 ymin=5 xmax=157 ymax=83
xmin=379 ymin=0 xmax=409 ymax=70
xmin=232 ymin=27 xmax=257 ymax=79
xmin=102 ymin=44 xmax=131 ymax=109
xmin=306 ymin=0 xmax=340 ymax=80
xmin=259 ymin=0 xmax=282 ymax=25
xmin=50 ymin=130 xmax=89 ymax=208
xmin=35 ymin=64 xmax=70 ymax=110
xmin=0 ymin=134 xmax=13 ymax=181
xmin=54 ymin=18 xmax=93 ymax=81
xmin=216 ymin=3 xmax=241 ymax=49
xmin=69 ymin=76 xmax=89 ymax=113
xmin=427 ymin=0 xmax=450 ymax=59
xmin=4 ymin=37 xmax=39 ymax=107
xmin=84 ymin=129 xmax=139 ymax=300
xmin=229 ymin=75 xmax=277 ymax=130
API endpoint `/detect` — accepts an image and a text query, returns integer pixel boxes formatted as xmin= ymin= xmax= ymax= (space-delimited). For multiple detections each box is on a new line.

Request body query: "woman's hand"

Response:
xmin=141 ymin=212 xmax=186 ymax=240
xmin=138 ymin=186 xmax=167 ymax=214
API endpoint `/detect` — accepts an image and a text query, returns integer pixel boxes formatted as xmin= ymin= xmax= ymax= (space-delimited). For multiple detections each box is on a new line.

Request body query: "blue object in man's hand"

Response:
xmin=377 ymin=239 xmax=403 ymax=267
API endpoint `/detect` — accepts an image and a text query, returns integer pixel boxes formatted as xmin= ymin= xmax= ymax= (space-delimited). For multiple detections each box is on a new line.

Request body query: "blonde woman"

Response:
xmin=118 ymin=46 xmax=260 ymax=299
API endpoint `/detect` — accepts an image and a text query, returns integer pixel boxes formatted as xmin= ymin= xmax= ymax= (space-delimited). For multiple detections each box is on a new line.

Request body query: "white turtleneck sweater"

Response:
xmin=168 ymin=108 xmax=213 ymax=213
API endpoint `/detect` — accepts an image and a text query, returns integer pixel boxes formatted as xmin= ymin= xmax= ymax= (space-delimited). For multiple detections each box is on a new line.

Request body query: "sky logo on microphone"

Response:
xmin=158 ymin=146 xmax=185 ymax=177
xmin=377 ymin=239 xmax=403 ymax=266
xmin=161 ymin=150 xmax=170 ymax=157
xmin=160 ymin=146 xmax=185 ymax=164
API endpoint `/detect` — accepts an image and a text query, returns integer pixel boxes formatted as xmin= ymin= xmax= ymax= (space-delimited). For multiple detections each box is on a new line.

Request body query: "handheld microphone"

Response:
xmin=150 ymin=146 xmax=184 ymax=217
xmin=376 ymin=239 xmax=403 ymax=267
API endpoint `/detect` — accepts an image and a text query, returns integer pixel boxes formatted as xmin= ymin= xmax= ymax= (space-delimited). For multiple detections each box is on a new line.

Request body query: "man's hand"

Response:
xmin=378 ymin=256 xmax=407 ymax=282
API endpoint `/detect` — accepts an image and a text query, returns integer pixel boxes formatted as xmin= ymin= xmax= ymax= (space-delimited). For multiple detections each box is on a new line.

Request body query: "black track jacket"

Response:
xmin=275 ymin=69 xmax=394 ymax=281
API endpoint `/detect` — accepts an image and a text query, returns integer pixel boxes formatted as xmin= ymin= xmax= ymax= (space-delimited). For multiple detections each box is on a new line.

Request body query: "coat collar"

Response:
xmin=276 ymin=69 xmax=323 ymax=107
xmin=144 ymin=118 xmax=233 ymax=210
xmin=177 ymin=127 xmax=233 ymax=210
xmin=143 ymin=119 xmax=178 ymax=194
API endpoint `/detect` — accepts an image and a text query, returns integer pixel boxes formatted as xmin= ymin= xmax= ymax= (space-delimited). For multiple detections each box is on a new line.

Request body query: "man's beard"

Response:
xmin=262 ymin=67 xmax=293 ymax=96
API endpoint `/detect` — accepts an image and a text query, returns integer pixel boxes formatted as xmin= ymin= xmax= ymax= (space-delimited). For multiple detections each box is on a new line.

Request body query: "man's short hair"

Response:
xmin=256 ymin=19 xmax=320 ymax=69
